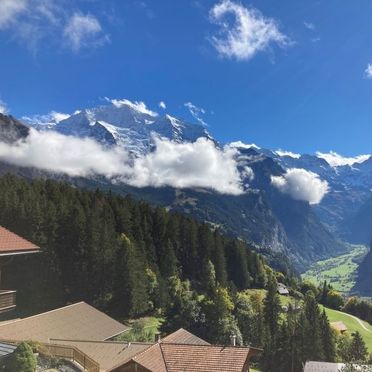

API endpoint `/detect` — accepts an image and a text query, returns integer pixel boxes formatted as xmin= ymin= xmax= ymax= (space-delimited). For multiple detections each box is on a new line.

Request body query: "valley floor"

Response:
xmin=301 ymin=245 xmax=368 ymax=294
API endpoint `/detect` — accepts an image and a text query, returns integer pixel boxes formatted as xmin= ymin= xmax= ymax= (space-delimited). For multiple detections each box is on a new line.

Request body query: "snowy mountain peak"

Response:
xmin=24 ymin=99 xmax=212 ymax=155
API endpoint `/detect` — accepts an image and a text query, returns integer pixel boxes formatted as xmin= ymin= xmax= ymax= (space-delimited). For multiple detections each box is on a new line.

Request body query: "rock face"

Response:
xmin=0 ymin=113 xmax=29 ymax=143
xmin=354 ymin=245 xmax=372 ymax=296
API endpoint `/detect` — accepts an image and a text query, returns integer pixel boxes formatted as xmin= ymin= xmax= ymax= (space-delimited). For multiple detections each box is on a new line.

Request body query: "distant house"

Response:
xmin=330 ymin=321 xmax=347 ymax=334
xmin=277 ymin=283 xmax=289 ymax=295
xmin=304 ymin=361 xmax=370 ymax=372
xmin=0 ymin=226 xmax=40 ymax=313
xmin=0 ymin=304 xmax=262 ymax=371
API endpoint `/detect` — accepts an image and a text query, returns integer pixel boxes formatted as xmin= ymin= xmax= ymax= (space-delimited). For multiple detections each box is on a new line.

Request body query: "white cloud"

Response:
xmin=229 ymin=141 xmax=260 ymax=150
xmin=316 ymin=151 xmax=371 ymax=167
xmin=275 ymin=149 xmax=301 ymax=159
xmin=209 ymin=0 xmax=290 ymax=60
xmin=63 ymin=13 xmax=109 ymax=52
xmin=184 ymin=102 xmax=207 ymax=126
xmin=0 ymin=100 xmax=9 ymax=115
xmin=0 ymin=1 xmax=109 ymax=52
xmin=304 ymin=21 xmax=315 ymax=30
xmin=0 ymin=130 xmax=132 ymax=177
xmin=0 ymin=131 xmax=245 ymax=195
xmin=365 ymin=64 xmax=372 ymax=79
xmin=0 ymin=0 xmax=27 ymax=29
xmin=159 ymin=101 xmax=167 ymax=110
xmin=130 ymin=137 xmax=244 ymax=194
xmin=105 ymin=98 xmax=158 ymax=117
xmin=271 ymin=168 xmax=329 ymax=205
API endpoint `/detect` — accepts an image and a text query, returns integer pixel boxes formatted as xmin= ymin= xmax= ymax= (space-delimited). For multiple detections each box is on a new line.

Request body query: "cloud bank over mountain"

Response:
xmin=271 ymin=168 xmax=329 ymax=204
xmin=0 ymin=129 xmax=246 ymax=195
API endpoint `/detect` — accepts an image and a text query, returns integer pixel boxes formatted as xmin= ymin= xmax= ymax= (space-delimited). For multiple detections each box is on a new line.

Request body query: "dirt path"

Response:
xmin=334 ymin=309 xmax=372 ymax=333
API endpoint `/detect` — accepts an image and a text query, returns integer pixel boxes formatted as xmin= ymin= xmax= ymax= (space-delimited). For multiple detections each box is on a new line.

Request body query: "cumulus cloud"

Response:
xmin=130 ymin=137 xmax=244 ymax=194
xmin=0 ymin=0 xmax=27 ymax=29
xmin=63 ymin=13 xmax=109 ymax=52
xmin=184 ymin=102 xmax=207 ymax=126
xmin=159 ymin=101 xmax=167 ymax=110
xmin=271 ymin=168 xmax=329 ymax=205
xmin=0 ymin=100 xmax=9 ymax=115
xmin=365 ymin=64 xmax=372 ymax=79
xmin=209 ymin=0 xmax=290 ymax=60
xmin=0 ymin=130 xmax=245 ymax=195
xmin=0 ymin=0 xmax=108 ymax=52
xmin=275 ymin=149 xmax=301 ymax=159
xmin=316 ymin=151 xmax=371 ymax=167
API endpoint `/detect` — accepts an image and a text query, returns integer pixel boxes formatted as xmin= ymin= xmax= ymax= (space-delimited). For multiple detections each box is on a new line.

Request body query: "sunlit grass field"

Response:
xmin=302 ymin=245 xmax=368 ymax=293
xmin=321 ymin=305 xmax=372 ymax=352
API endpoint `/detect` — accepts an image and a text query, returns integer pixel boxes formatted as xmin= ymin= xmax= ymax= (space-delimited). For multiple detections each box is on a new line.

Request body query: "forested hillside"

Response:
xmin=0 ymin=174 xmax=271 ymax=318
xmin=1 ymin=175 xmax=370 ymax=371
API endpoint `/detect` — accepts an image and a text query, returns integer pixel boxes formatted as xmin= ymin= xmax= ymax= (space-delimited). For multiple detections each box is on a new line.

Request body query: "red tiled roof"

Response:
xmin=125 ymin=342 xmax=262 ymax=372
xmin=161 ymin=328 xmax=210 ymax=345
xmin=0 ymin=226 xmax=39 ymax=255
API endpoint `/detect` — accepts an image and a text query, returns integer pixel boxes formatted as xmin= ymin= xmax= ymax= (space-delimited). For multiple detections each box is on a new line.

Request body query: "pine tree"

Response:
xmin=320 ymin=309 xmax=336 ymax=362
xmin=349 ymin=331 xmax=368 ymax=362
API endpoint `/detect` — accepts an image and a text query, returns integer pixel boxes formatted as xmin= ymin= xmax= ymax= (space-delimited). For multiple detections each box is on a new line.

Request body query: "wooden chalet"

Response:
xmin=0 ymin=302 xmax=262 ymax=372
xmin=0 ymin=226 xmax=40 ymax=313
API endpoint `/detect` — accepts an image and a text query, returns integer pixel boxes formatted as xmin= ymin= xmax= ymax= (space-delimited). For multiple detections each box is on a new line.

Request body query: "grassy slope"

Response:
xmin=302 ymin=245 xmax=368 ymax=293
xmin=321 ymin=306 xmax=372 ymax=352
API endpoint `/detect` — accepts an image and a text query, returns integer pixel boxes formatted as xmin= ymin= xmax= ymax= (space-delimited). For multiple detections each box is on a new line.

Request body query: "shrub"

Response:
xmin=8 ymin=342 xmax=37 ymax=372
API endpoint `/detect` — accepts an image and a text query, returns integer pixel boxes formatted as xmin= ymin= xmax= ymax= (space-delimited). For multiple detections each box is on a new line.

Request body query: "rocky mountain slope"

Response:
xmin=0 ymin=103 xmax=349 ymax=271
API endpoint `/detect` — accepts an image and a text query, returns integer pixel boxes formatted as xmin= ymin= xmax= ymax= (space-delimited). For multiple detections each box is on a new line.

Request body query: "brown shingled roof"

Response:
xmin=161 ymin=328 xmax=210 ymax=345
xmin=0 ymin=226 xmax=40 ymax=256
xmin=0 ymin=302 xmax=128 ymax=343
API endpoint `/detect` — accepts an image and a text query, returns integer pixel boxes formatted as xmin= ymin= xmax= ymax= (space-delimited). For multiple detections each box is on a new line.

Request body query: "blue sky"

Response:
xmin=1 ymin=0 xmax=372 ymax=156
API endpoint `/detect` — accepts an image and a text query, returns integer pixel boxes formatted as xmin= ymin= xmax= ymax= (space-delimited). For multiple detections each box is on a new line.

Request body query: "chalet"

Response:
xmin=304 ymin=361 xmax=371 ymax=371
xmin=330 ymin=321 xmax=347 ymax=334
xmin=0 ymin=303 xmax=262 ymax=371
xmin=0 ymin=226 xmax=40 ymax=314
xmin=277 ymin=282 xmax=289 ymax=295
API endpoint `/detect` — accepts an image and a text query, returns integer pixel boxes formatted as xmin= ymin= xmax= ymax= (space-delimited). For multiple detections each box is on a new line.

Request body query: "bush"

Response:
xmin=8 ymin=342 xmax=37 ymax=372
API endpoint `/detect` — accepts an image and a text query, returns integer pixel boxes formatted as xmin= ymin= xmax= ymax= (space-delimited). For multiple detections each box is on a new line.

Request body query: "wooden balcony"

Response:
xmin=0 ymin=290 xmax=16 ymax=313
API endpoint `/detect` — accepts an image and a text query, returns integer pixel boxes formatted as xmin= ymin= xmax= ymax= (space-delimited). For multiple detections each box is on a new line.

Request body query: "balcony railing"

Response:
xmin=0 ymin=290 xmax=16 ymax=313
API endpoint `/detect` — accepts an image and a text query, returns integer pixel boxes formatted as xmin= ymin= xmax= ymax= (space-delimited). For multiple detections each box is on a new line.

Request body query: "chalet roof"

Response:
xmin=304 ymin=361 xmax=346 ymax=371
xmin=0 ymin=302 xmax=128 ymax=343
xmin=330 ymin=321 xmax=347 ymax=332
xmin=52 ymin=339 xmax=151 ymax=371
xmin=161 ymin=328 xmax=210 ymax=345
xmin=0 ymin=226 xmax=40 ymax=256
xmin=127 ymin=343 xmax=261 ymax=372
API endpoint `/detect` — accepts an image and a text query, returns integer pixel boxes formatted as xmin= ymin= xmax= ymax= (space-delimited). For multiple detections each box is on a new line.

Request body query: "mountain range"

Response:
xmin=1 ymin=101 xmax=371 ymax=276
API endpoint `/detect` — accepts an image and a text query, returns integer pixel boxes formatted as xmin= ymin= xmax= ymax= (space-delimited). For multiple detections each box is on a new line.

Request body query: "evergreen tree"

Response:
xmin=349 ymin=331 xmax=368 ymax=362
xmin=320 ymin=309 xmax=336 ymax=362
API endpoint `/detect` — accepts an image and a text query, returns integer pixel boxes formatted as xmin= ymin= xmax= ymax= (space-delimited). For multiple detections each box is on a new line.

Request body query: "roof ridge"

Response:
xmin=50 ymin=338 xmax=154 ymax=346
xmin=159 ymin=343 xmax=169 ymax=372
xmin=0 ymin=302 xmax=86 ymax=328
xmin=160 ymin=342 xmax=257 ymax=349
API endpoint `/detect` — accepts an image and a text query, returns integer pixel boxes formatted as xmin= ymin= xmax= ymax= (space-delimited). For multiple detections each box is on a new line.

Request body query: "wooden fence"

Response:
xmin=0 ymin=340 xmax=100 ymax=372
xmin=44 ymin=343 xmax=100 ymax=372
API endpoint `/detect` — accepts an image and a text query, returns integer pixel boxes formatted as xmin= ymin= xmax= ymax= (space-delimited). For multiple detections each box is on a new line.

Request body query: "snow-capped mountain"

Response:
xmin=25 ymin=99 xmax=212 ymax=155
xmin=243 ymin=145 xmax=372 ymax=242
